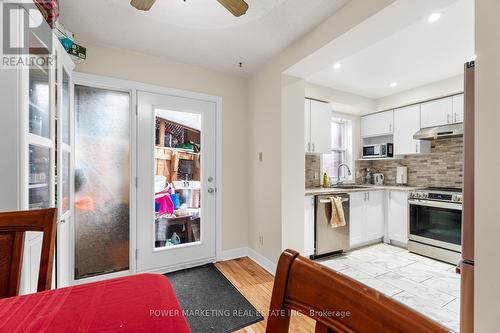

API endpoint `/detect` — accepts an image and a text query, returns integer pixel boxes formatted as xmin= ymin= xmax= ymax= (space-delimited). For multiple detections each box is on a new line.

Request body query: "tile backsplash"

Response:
xmin=357 ymin=137 xmax=463 ymax=187
xmin=305 ymin=137 xmax=463 ymax=188
xmin=305 ymin=154 xmax=321 ymax=188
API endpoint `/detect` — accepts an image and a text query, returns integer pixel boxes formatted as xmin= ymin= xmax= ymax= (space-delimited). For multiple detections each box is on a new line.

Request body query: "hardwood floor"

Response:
xmin=214 ymin=257 xmax=315 ymax=333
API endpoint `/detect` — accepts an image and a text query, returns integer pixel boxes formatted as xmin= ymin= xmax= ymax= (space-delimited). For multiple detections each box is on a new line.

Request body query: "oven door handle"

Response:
xmin=409 ymin=199 xmax=462 ymax=210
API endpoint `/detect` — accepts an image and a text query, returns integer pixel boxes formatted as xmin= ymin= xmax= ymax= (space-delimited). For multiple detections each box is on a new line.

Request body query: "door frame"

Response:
xmin=71 ymin=72 xmax=223 ymax=284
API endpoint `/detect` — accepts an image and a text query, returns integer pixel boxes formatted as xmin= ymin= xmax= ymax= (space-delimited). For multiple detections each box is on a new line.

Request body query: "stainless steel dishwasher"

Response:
xmin=311 ymin=193 xmax=350 ymax=259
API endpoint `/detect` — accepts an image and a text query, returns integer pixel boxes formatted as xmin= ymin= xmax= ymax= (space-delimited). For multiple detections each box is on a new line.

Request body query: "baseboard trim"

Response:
xmin=219 ymin=247 xmax=249 ymax=261
xmin=247 ymin=248 xmax=277 ymax=276
xmin=219 ymin=247 xmax=277 ymax=276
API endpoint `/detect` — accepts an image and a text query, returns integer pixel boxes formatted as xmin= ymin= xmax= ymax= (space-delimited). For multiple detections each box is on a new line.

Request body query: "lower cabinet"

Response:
xmin=349 ymin=191 xmax=385 ymax=248
xmin=387 ymin=191 xmax=409 ymax=245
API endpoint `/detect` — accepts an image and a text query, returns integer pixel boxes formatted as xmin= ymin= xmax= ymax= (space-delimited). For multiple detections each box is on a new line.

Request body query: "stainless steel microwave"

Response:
xmin=362 ymin=143 xmax=393 ymax=159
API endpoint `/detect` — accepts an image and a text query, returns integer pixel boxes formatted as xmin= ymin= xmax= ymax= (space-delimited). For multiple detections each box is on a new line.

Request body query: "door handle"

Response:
xmin=208 ymin=188 xmax=216 ymax=194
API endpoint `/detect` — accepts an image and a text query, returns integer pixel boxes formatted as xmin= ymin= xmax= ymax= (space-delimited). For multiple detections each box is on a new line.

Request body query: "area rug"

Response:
xmin=165 ymin=264 xmax=264 ymax=333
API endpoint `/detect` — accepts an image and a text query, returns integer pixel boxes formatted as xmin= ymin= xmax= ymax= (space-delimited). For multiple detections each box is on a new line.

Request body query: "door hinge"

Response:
xmin=135 ymin=177 xmax=138 ymax=188
xmin=135 ymin=103 xmax=138 ymax=116
xmin=135 ymin=249 xmax=138 ymax=260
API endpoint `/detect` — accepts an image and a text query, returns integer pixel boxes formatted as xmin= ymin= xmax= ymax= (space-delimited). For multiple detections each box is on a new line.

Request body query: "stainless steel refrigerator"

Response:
xmin=460 ymin=61 xmax=475 ymax=333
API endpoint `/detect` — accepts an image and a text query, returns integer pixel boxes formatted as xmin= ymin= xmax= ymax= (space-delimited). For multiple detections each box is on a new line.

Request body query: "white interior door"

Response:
xmin=137 ymin=91 xmax=217 ymax=272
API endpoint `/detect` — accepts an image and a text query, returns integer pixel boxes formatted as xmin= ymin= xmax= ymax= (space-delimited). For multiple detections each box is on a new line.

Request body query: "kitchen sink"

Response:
xmin=330 ymin=185 xmax=371 ymax=189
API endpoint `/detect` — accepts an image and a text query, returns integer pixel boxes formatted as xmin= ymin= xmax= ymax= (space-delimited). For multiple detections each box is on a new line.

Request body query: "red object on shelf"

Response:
xmin=33 ymin=0 xmax=59 ymax=26
xmin=0 ymin=274 xmax=190 ymax=333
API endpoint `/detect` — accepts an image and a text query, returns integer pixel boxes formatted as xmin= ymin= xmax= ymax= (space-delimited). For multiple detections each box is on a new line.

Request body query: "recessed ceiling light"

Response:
xmin=332 ymin=63 xmax=342 ymax=70
xmin=469 ymin=54 xmax=477 ymax=61
xmin=428 ymin=12 xmax=441 ymax=23
xmin=389 ymin=82 xmax=398 ymax=88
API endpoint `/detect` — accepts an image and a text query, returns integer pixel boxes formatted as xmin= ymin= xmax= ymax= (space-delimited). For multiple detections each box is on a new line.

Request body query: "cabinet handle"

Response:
xmin=368 ymin=192 xmax=370 ymax=200
xmin=389 ymin=124 xmax=392 ymax=132
xmin=447 ymin=114 xmax=451 ymax=124
xmin=312 ymin=143 xmax=315 ymax=152
xmin=308 ymin=142 xmax=311 ymax=152
xmin=389 ymin=192 xmax=391 ymax=200
xmin=454 ymin=113 xmax=457 ymax=123
xmin=415 ymin=143 xmax=418 ymax=153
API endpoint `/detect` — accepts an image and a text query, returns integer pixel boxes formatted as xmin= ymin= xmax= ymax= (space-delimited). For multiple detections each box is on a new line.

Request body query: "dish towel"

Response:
xmin=330 ymin=197 xmax=346 ymax=228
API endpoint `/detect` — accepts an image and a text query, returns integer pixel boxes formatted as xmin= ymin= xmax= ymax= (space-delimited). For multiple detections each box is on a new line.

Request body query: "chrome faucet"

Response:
xmin=337 ymin=164 xmax=352 ymax=185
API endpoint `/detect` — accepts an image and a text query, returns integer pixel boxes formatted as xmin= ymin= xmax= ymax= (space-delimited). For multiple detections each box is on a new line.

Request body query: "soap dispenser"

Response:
xmin=323 ymin=172 xmax=329 ymax=188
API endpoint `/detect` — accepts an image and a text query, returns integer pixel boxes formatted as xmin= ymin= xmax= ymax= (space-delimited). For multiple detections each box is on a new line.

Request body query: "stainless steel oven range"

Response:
xmin=408 ymin=187 xmax=462 ymax=265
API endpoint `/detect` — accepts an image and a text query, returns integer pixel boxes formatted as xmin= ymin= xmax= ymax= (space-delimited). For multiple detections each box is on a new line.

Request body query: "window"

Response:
xmin=322 ymin=117 xmax=353 ymax=180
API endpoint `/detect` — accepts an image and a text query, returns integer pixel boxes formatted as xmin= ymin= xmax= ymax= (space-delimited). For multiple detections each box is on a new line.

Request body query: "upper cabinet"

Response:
xmin=305 ymin=99 xmax=332 ymax=154
xmin=394 ymin=105 xmax=430 ymax=156
xmin=452 ymin=94 xmax=464 ymax=123
xmin=361 ymin=110 xmax=394 ymax=138
xmin=420 ymin=94 xmax=463 ymax=128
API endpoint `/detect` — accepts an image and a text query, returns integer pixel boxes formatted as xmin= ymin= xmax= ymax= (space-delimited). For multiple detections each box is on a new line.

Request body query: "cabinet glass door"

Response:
xmin=28 ymin=145 xmax=51 ymax=209
xmin=28 ymin=29 xmax=51 ymax=139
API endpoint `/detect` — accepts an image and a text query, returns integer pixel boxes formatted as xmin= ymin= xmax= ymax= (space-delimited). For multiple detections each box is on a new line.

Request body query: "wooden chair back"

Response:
xmin=267 ymin=249 xmax=449 ymax=333
xmin=0 ymin=208 xmax=57 ymax=298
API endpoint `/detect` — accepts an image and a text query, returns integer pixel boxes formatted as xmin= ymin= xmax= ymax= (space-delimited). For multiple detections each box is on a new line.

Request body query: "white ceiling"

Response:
xmin=287 ymin=0 xmax=474 ymax=99
xmin=59 ymin=0 xmax=349 ymax=76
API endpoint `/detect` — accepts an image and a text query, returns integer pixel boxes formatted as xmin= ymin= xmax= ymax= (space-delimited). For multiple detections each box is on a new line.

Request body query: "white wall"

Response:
xmin=281 ymin=75 xmax=306 ymax=253
xmin=375 ymin=74 xmax=463 ymax=111
xmin=75 ymin=41 xmax=249 ymax=252
xmin=474 ymin=0 xmax=500 ymax=331
xmin=305 ymin=82 xmax=375 ymax=115
xmin=248 ymin=0 xmax=396 ymax=264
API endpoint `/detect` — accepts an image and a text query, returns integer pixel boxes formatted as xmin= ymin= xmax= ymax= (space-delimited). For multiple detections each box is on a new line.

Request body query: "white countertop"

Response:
xmin=305 ymin=184 xmax=422 ymax=196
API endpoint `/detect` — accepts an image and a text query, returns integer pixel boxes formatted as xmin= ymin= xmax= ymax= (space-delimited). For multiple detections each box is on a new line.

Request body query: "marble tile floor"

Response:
xmin=319 ymin=243 xmax=461 ymax=332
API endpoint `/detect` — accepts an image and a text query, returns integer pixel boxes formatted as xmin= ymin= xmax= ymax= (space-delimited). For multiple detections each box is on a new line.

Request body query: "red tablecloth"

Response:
xmin=0 ymin=274 xmax=190 ymax=333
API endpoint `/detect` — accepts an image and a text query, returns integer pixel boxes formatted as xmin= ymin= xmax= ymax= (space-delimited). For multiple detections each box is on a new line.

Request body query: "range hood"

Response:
xmin=413 ymin=123 xmax=464 ymax=140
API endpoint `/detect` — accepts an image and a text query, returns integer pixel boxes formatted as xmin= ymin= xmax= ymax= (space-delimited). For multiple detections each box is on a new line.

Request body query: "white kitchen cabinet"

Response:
xmin=387 ymin=191 xmax=409 ymax=245
xmin=361 ymin=110 xmax=394 ymax=138
xmin=394 ymin=105 xmax=431 ymax=156
xmin=420 ymin=97 xmax=453 ymax=128
xmin=305 ymin=99 xmax=332 ymax=154
xmin=349 ymin=192 xmax=366 ymax=247
xmin=349 ymin=191 xmax=385 ymax=248
xmin=304 ymin=196 xmax=315 ymax=257
xmin=452 ymin=94 xmax=464 ymax=123
xmin=365 ymin=191 xmax=385 ymax=240
xmin=304 ymin=99 xmax=311 ymax=152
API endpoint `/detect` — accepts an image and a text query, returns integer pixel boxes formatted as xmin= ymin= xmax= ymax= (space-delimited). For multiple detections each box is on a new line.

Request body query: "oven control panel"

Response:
xmin=409 ymin=191 xmax=462 ymax=203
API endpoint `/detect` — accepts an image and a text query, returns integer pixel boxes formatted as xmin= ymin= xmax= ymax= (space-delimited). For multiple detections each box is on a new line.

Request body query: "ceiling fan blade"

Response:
xmin=130 ymin=0 xmax=156 ymax=11
xmin=217 ymin=0 xmax=249 ymax=17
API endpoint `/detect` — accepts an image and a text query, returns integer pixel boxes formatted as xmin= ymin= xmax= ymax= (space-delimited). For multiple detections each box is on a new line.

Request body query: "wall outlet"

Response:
xmin=258 ymin=152 xmax=263 ymax=162
xmin=259 ymin=235 xmax=264 ymax=245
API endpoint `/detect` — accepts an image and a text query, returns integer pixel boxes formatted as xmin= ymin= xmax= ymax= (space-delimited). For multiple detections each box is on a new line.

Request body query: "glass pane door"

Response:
xmin=154 ymin=111 xmax=201 ymax=248
xmin=74 ymin=85 xmax=130 ymax=279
